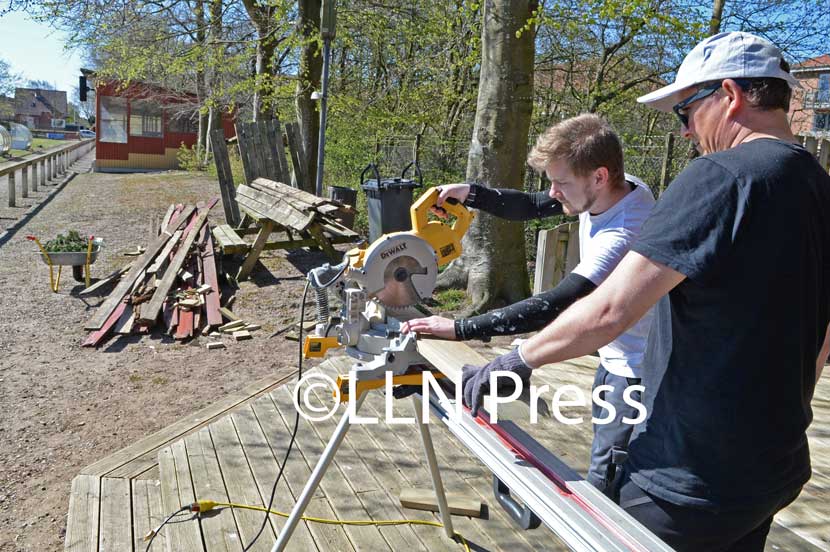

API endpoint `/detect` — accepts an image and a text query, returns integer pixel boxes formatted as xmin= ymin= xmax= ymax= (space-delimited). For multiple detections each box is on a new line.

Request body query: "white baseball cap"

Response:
xmin=637 ymin=31 xmax=800 ymax=112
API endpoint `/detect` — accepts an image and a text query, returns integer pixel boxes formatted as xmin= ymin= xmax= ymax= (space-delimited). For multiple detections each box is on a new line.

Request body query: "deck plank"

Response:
xmin=64 ymin=475 xmax=100 ymax=552
xmin=99 ymin=477 xmax=132 ymax=551
xmin=269 ymin=385 xmax=390 ymax=551
xmin=209 ymin=415 xmax=276 ymax=551
xmin=158 ymin=445 xmax=203 ymax=551
xmin=229 ymin=404 xmax=317 ymax=551
xmin=250 ymin=394 xmax=354 ymax=552
xmin=84 ymin=373 xmax=296 ymax=479
xmin=185 ymin=429 xmax=243 ymax=552
xmin=132 ymin=479 xmax=170 ymax=552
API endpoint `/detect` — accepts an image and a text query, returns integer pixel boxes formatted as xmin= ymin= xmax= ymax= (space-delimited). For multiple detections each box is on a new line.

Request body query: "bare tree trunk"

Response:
xmin=438 ymin=0 xmax=536 ymax=314
xmin=195 ymin=0 xmax=208 ymax=166
xmin=709 ymin=0 xmax=726 ymax=35
xmin=241 ymin=0 xmax=277 ymax=121
xmin=295 ymin=0 xmax=322 ymax=194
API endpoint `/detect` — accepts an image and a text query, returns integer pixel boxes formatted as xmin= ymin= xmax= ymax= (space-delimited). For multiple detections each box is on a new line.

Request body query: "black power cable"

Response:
xmin=144 ymin=507 xmax=190 ymax=552
xmin=242 ymin=281 xmax=310 ymax=552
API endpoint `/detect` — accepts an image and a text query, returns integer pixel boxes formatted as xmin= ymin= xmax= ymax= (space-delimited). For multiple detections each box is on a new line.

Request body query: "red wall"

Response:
xmin=95 ymin=81 xmax=235 ymax=162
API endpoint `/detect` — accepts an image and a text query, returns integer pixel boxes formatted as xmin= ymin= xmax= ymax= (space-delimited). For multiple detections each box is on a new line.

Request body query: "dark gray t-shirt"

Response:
xmin=629 ymin=138 xmax=830 ymax=510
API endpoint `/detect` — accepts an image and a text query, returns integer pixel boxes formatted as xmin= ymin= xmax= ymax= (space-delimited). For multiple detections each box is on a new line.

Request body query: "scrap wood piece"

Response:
xmin=113 ymin=304 xmax=135 ymax=335
xmin=78 ymin=263 xmax=133 ymax=297
xmin=399 ymin=488 xmax=484 ymax=518
xmin=206 ymin=341 xmax=226 ymax=350
xmin=159 ymin=204 xmax=176 ymax=235
xmin=232 ymin=330 xmax=252 ymax=341
xmin=85 ymin=205 xmax=196 ymax=330
xmin=136 ymin=206 xmax=212 ymax=326
xmin=219 ymin=307 xmax=239 ymax=322
xmin=82 ymin=301 xmax=128 ymax=347
xmin=146 ymin=230 xmax=182 ymax=275
xmin=174 ymin=308 xmax=194 ymax=340
xmin=219 ymin=320 xmax=246 ymax=333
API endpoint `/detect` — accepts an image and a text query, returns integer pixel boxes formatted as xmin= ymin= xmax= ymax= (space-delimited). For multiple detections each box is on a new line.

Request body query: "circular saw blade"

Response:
xmin=375 ymin=255 xmax=430 ymax=308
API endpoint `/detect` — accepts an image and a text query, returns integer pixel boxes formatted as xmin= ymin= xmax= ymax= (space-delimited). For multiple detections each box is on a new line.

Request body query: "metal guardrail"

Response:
xmin=1 ymin=138 xmax=95 ymax=207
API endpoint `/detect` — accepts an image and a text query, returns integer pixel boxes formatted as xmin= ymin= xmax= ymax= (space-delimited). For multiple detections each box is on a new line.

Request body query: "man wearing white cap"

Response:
xmin=459 ymin=31 xmax=830 ymax=549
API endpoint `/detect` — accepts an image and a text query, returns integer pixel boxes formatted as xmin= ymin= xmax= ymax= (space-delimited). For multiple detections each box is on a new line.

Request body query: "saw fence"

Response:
xmin=211 ymin=120 xmax=360 ymax=281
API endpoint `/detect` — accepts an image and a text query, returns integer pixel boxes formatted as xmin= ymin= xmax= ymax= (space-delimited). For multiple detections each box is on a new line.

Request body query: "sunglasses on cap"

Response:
xmin=672 ymin=79 xmax=752 ymax=128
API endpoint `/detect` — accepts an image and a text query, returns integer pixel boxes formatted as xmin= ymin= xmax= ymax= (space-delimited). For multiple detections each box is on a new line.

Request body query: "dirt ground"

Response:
xmin=0 ymin=167 xmax=359 ymax=551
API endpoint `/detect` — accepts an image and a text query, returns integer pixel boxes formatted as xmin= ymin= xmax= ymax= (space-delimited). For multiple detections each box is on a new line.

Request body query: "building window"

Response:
xmin=99 ymin=96 xmax=128 ymax=143
xmin=165 ymin=108 xmax=198 ymax=134
xmin=819 ymin=74 xmax=830 ymax=103
xmin=814 ymin=112 xmax=830 ymax=132
xmin=130 ymin=99 xmax=163 ymax=137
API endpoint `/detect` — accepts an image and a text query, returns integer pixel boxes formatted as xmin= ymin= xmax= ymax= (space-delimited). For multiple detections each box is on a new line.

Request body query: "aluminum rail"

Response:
xmin=427 ymin=391 xmax=675 ymax=552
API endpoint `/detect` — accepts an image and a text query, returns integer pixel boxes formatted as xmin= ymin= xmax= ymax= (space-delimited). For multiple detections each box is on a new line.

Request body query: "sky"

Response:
xmin=0 ymin=10 xmax=85 ymax=100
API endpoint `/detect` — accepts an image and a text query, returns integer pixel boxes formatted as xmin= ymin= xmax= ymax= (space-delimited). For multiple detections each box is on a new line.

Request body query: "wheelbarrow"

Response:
xmin=28 ymin=235 xmax=104 ymax=292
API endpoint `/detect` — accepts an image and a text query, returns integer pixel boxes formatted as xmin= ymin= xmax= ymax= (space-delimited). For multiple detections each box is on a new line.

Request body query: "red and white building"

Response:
xmin=91 ymin=78 xmax=235 ymax=172
xmin=788 ymin=54 xmax=830 ymax=138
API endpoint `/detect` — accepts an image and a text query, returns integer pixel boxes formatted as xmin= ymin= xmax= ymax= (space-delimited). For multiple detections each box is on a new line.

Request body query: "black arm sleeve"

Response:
xmin=465 ymin=183 xmax=563 ymax=221
xmin=454 ymin=272 xmax=596 ymax=340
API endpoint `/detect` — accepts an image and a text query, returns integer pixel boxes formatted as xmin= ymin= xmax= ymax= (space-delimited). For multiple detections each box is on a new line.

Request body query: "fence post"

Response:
xmin=40 ymin=159 xmax=46 ymax=186
xmin=659 ymin=132 xmax=675 ymax=196
xmin=21 ymin=165 xmax=28 ymax=199
xmin=8 ymin=170 xmax=15 ymax=207
xmin=31 ymin=162 xmax=38 ymax=192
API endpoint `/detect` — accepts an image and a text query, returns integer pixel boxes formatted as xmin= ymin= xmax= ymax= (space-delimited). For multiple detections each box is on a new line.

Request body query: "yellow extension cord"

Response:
xmin=151 ymin=499 xmax=471 ymax=551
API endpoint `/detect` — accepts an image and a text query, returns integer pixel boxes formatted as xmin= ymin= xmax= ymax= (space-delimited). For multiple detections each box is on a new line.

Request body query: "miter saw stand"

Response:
xmin=271 ymin=188 xmax=473 ymax=552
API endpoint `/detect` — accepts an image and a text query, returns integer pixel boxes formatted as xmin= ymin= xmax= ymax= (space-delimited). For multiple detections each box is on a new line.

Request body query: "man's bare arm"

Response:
xmin=818 ymin=322 xmax=830 ymax=384
xmin=519 ymin=251 xmax=686 ymax=368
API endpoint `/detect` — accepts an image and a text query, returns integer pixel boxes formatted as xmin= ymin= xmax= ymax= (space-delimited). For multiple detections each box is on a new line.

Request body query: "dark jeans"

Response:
xmin=586 ymin=364 xmax=641 ymax=496
xmin=614 ymin=466 xmax=802 ymax=551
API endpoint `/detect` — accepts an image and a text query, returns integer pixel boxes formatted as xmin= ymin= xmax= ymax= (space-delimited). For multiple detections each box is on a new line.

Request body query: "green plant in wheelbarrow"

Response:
xmin=28 ymin=230 xmax=104 ymax=291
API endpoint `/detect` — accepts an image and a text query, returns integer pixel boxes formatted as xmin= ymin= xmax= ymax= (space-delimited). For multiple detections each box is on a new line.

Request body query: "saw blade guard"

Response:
xmin=410 ymin=186 xmax=474 ymax=266
xmin=356 ymin=233 xmax=438 ymax=303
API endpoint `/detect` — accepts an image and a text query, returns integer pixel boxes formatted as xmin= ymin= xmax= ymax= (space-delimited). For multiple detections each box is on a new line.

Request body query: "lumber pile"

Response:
xmin=82 ymin=199 xmax=240 ymax=347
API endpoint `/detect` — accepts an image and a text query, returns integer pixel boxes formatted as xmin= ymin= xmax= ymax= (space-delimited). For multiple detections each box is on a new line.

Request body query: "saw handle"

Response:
xmin=410 ymin=187 xmax=474 ymax=243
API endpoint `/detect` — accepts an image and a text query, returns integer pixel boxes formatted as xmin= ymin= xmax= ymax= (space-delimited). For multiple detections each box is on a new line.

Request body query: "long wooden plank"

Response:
xmin=235 ymin=123 xmax=257 ymax=185
xmin=284 ymin=122 xmax=309 ymax=192
xmin=82 ymin=301 xmax=128 ymax=347
xmin=210 ymin=129 xmax=242 ymax=227
xmin=267 ymin=119 xmax=292 ymax=185
xmin=209 ymin=416 xmax=276 ymax=551
xmin=78 ymin=263 xmax=133 ymax=297
xmin=269 ymin=385 xmax=389 ymax=551
xmin=85 ymin=205 xmax=196 ymax=330
xmin=251 ymin=395 xmax=352 ymax=551
xmin=185 ymin=429 xmax=243 ymax=552
xmin=82 ymin=372 xmax=297 ymax=478
xmin=99 ymin=477 xmax=132 ymax=551
xmin=253 ymin=120 xmax=278 ymax=181
xmin=229 ymin=405 xmax=317 ymax=550
xmin=138 ymin=207 xmax=211 ymax=325
xmin=158 ymin=445 xmax=203 ymax=551
xmin=202 ymin=232 xmax=223 ymax=328
xmin=64 ymin=475 xmax=100 ymax=552
xmin=147 ymin=230 xmax=183 ymax=275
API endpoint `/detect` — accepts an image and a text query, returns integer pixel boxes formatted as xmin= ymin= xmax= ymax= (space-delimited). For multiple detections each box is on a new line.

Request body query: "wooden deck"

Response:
xmin=65 ymin=350 xmax=830 ymax=551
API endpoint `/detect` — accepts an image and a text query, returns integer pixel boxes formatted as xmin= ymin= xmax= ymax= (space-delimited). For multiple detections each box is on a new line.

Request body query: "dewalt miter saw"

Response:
xmin=302 ymin=187 xmax=474 ymax=400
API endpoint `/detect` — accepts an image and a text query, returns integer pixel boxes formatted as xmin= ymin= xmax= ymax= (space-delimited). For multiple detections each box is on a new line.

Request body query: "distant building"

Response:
xmin=0 ymin=95 xmax=14 ymax=122
xmin=88 ymin=74 xmax=235 ymax=172
xmin=789 ymin=54 xmax=830 ymax=138
xmin=13 ymin=88 xmax=68 ymax=129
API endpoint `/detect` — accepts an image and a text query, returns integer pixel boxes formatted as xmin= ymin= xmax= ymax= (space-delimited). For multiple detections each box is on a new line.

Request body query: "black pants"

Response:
xmin=615 ymin=466 xmax=802 ymax=551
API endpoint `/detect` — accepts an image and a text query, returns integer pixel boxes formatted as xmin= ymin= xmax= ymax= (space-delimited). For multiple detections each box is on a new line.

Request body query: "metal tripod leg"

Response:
xmin=411 ymin=394 xmax=455 ymax=539
xmin=270 ymin=393 xmax=367 ymax=552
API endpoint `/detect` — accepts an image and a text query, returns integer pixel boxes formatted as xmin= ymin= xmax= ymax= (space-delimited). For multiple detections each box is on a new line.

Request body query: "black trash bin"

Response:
xmin=360 ymin=162 xmax=422 ymax=242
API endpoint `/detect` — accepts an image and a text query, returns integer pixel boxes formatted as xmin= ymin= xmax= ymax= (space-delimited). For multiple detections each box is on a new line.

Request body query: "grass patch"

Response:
xmin=433 ymin=289 xmax=467 ymax=311
xmin=128 ymin=374 xmax=142 ymax=383
xmin=151 ymin=376 xmax=169 ymax=385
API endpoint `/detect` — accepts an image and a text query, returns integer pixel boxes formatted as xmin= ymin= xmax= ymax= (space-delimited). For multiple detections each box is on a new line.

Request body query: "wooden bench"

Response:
xmin=212 ymin=177 xmax=360 ymax=280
